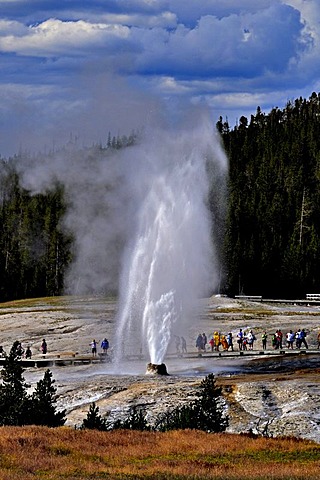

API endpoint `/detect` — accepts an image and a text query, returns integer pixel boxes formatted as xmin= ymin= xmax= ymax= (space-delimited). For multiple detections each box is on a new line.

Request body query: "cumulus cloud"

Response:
xmin=0 ymin=18 xmax=131 ymax=56
xmin=134 ymin=3 xmax=306 ymax=77
xmin=0 ymin=3 xmax=306 ymax=73
xmin=90 ymin=11 xmax=177 ymax=29
xmin=0 ymin=0 xmax=319 ymax=155
xmin=285 ymin=0 xmax=320 ymax=72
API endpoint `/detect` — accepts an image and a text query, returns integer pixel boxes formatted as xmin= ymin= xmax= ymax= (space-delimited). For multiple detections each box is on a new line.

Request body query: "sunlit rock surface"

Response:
xmin=1 ymin=295 xmax=320 ymax=443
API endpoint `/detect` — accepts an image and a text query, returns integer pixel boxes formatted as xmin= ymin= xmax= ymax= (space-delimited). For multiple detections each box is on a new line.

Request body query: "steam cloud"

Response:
xmin=17 ymin=108 xmax=228 ymax=365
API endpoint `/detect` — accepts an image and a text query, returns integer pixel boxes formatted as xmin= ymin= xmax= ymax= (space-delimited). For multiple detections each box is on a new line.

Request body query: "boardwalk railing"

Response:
xmin=306 ymin=294 xmax=320 ymax=301
xmin=235 ymin=295 xmax=262 ymax=302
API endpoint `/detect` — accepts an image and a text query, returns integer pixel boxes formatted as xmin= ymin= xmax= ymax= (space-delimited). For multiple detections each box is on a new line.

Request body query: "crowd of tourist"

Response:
xmin=196 ymin=328 xmax=320 ymax=352
xmin=0 ymin=336 xmax=111 ymax=360
xmin=1 ymin=329 xmax=319 ymax=362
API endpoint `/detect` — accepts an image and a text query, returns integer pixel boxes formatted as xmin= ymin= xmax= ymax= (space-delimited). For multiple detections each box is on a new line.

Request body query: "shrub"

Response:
xmin=154 ymin=403 xmax=196 ymax=431
xmin=81 ymin=375 xmax=227 ymax=433
xmin=155 ymin=373 xmax=228 ymax=432
xmin=80 ymin=402 xmax=108 ymax=431
xmin=112 ymin=405 xmax=151 ymax=431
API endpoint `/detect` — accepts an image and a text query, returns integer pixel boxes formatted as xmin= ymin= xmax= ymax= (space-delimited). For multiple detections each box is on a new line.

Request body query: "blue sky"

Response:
xmin=1 ymin=0 xmax=320 ymax=156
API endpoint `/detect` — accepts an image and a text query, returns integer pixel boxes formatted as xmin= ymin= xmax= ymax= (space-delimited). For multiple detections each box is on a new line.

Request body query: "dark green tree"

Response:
xmin=155 ymin=403 xmax=197 ymax=432
xmin=0 ymin=163 xmax=72 ymax=301
xmin=193 ymin=373 xmax=228 ymax=432
xmin=80 ymin=402 xmax=108 ymax=431
xmin=0 ymin=341 xmax=31 ymax=425
xmin=112 ymin=405 xmax=150 ymax=431
xmin=0 ymin=343 xmax=65 ymax=426
xmin=30 ymin=369 xmax=66 ymax=427
xmin=221 ymin=91 xmax=320 ymax=297
xmin=155 ymin=374 xmax=228 ymax=432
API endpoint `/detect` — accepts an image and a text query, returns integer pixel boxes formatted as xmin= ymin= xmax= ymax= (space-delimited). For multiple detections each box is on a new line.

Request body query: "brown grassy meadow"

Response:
xmin=0 ymin=426 xmax=319 ymax=479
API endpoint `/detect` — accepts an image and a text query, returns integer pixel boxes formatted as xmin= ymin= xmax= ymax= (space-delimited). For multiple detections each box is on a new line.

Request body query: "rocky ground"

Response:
xmin=1 ymin=295 xmax=320 ymax=442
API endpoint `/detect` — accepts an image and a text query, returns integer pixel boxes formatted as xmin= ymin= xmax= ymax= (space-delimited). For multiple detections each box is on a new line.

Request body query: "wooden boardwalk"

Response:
xmin=0 ymin=348 xmax=317 ymax=368
xmin=0 ymin=352 xmax=112 ymax=368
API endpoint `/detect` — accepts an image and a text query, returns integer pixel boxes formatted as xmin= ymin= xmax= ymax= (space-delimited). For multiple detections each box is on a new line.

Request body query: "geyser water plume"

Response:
xmin=15 ymin=108 xmax=227 ymax=368
xmin=115 ymin=120 xmax=227 ymax=366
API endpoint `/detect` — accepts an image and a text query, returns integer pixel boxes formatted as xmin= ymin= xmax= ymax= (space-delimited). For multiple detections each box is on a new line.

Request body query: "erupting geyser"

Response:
xmin=15 ymin=104 xmax=227 ymax=375
xmin=115 ymin=118 xmax=227 ymax=372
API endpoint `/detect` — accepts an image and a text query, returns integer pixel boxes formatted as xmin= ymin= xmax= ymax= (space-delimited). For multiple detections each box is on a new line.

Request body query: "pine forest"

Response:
xmin=1 ymin=92 xmax=320 ymax=301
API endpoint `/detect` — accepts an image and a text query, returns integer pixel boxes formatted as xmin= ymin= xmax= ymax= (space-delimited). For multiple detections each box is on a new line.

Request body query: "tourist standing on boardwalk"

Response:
xmin=25 ymin=346 xmax=32 ymax=359
xmin=213 ymin=331 xmax=220 ymax=351
xmin=236 ymin=329 xmax=244 ymax=350
xmin=299 ymin=329 xmax=308 ymax=349
xmin=202 ymin=333 xmax=207 ymax=351
xmin=274 ymin=330 xmax=280 ymax=349
xmin=196 ymin=333 xmax=204 ymax=352
xmin=91 ymin=339 xmax=97 ymax=356
xmin=226 ymin=332 xmax=234 ymax=351
xmin=261 ymin=331 xmax=268 ymax=350
xmin=286 ymin=330 xmax=295 ymax=349
xmin=41 ymin=339 xmax=47 ymax=354
xmin=174 ymin=335 xmax=181 ymax=354
xmin=181 ymin=336 xmax=187 ymax=353
xmin=247 ymin=330 xmax=256 ymax=350
xmin=101 ymin=338 xmax=109 ymax=354
xmin=17 ymin=342 xmax=24 ymax=356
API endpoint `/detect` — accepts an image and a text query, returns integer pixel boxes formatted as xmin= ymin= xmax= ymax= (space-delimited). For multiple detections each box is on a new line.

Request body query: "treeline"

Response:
xmin=1 ymin=96 xmax=320 ymax=301
xmin=219 ymin=91 xmax=320 ymax=298
xmin=0 ymin=162 xmax=72 ymax=300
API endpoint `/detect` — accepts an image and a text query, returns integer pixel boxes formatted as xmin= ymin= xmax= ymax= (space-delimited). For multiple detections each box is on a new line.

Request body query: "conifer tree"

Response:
xmin=30 ymin=369 xmax=66 ymax=427
xmin=0 ymin=341 xmax=31 ymax=425
xmin=81 ymin=402 xmax=107 ymax=431
xmin=0 ymin=343 xmax=65 ymax=427
xmin=155 ymin=374 xmax=228 ymax=432
xmin=112 ymin=405 xmax=150 ymax=431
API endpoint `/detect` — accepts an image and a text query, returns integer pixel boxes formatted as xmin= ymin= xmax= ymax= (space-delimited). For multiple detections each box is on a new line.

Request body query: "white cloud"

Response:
xmin=85 ymin=11 xmax=177 ymax=29
xmin=0 ymin=0 xmax=320 ymax=154
xmin=0 ymin=18 xmax=26 ymax=35
xmin=132 ymin=3 xmax=306 ymax=78
xmin=285 ymin=0 xmax=320 ymax=71
xmin=205 ymin=91 xmax=280 ymax=110
xmin=124 ymin=0 xmax=277 ymax=24
xmin=152 ymin=76 xmax=191 ymax=94
xmin=0 ymin=18 xmax=130 ymax=56
xmin=0 ymin=3 xmax=309 ymax=79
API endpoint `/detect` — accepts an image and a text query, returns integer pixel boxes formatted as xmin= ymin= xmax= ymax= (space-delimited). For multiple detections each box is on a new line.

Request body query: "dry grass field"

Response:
xmin=0 ymin=426 xmax=319 ymax=479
